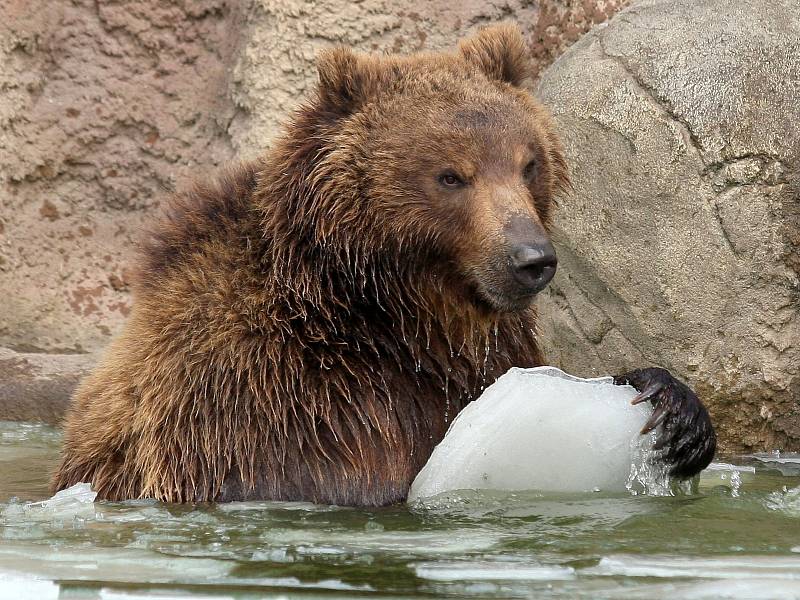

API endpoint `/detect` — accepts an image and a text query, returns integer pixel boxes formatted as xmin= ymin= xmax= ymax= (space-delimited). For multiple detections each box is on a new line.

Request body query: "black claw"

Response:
xmin=614 ymin=367 xmax=716 ymax=479
xmin=641 ymin=401 xmax=668 ymax=434
xmin=631 ymin=381 xmax=664 ymax=405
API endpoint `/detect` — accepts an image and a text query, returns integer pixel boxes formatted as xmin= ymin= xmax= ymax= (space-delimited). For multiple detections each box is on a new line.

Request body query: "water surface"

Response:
xmin=2 ymin=421 xmax=800 ymax=599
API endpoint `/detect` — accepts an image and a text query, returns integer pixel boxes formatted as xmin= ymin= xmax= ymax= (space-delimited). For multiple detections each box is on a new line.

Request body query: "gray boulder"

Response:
xmin=536 ymin=0 xmax=800 ymax=452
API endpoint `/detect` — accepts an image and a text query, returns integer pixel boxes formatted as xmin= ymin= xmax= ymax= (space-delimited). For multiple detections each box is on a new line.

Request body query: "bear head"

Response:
xmin=275 ymin=24 xmax=570 ymax=315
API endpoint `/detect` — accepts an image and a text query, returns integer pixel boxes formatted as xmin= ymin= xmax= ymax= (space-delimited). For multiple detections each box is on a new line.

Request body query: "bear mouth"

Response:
xmin=476 ymin=283 xmax=539 ymax=314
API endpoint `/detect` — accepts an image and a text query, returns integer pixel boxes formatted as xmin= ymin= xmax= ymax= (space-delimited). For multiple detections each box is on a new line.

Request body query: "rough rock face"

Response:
xmin=0 ymin=348 xmax=95 ymax=424
xmin=0 ymin=0 xmax=244 ymax=353
xmin=529 ymin=0 xmax=629 ymax=79
xmin=536 ymin=0 xmax=800 ymax=451
xmin=0 ymin=0 xmax=624 ymax=356
xmin=230 ymin=0 xmax=630 ymax=157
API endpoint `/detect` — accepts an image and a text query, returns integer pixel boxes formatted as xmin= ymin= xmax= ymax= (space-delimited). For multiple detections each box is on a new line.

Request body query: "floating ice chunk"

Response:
xmin=3 ymin=483 xmax=98 ymax=521
xmin=765 ymin=485 xmax=800 ymax=517
xmin=0 ymin=574 xmax=59 ymax=600
xmin=626 ymin=580 xmax=800 ymax=600
xmin=0 ymin=573 xmax=61 ymax=600
xmin=589 ymin=554 xmax=800 ymax=579
xmin=409 ymin=367 xmax=658 ymax=500
xmin=745 ymin=452 xmax=800 ymax=477
xmin=34 ymin=482 xmax=97 ymax=509
xmin=414 ymin=560 xmax=575 ymax=581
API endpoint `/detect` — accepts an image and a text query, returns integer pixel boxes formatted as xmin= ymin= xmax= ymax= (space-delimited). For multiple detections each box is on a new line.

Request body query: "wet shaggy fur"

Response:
xmin=53 ymin=25 xmax=570 ymax=505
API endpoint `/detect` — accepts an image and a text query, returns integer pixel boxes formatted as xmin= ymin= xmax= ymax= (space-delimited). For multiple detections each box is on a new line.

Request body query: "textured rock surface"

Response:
xmin=0 ymin=0 xmax=623 ymax=355
xmin=0 ymin=348 xmax=95 ymax=424
xmin=536 ymin=0 xmax=800 ymax=451
xmin=230 ymin=0 xmax=630 ymax=157
xmin=529 ymin=0 xmax=629 ymax=79
xmin=0 ymin=0 xmax=244 ymax=353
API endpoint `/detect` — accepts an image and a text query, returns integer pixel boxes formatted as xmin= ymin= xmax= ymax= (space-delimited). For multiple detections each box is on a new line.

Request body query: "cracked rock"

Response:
xmin=536 ymin=0 xmax=800 ymax=452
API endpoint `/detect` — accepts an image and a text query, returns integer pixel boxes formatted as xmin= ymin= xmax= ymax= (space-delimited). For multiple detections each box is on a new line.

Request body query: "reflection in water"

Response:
xmin=1 ymin=421 xmax=799 ymax=599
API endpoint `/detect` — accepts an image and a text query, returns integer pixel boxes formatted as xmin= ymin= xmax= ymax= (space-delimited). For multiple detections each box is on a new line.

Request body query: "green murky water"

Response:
xmin=2 ymin=421 xmax=800 ymax=599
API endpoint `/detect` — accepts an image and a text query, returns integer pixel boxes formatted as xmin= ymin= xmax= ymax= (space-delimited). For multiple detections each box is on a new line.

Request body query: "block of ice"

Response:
xmin=409 ymin=366 xmax=657 ymax=501
xmin=3 ymin=482 xmax=98 ymax=521
xmin=35 ymin=482 xmax=97 ymax=509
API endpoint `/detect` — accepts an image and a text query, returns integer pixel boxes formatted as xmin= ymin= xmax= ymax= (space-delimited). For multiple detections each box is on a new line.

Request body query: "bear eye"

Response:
xmin=523 ymin=159 xmax=538 ymax=181
xmin=438 ymin=171 xmax=465 ymax=188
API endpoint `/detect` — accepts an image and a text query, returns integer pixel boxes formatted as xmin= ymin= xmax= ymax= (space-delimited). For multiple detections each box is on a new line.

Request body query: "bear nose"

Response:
xmin=509 ymin=242 xmax=558 ymax=294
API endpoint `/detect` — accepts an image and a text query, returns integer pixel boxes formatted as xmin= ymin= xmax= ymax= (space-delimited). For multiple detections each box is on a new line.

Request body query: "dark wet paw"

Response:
xmin=613 ymin=367 xmax=717 ymax=479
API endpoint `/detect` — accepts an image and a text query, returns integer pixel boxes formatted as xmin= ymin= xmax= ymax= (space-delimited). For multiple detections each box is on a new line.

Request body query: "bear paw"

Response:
xmin=614 ymin=367 xmax=717 ymax=479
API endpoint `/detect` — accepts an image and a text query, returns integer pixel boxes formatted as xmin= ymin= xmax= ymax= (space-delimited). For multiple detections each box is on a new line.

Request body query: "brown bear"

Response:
xmin=52 ymin=25 xmax=716 ymax=505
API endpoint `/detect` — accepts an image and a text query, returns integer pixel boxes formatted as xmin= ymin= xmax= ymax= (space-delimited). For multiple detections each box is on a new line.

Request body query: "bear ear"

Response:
xmin=316 ymin=47 xmax=377 ymax=116
xmin=459 ymin=24 xmax=531 ymax=87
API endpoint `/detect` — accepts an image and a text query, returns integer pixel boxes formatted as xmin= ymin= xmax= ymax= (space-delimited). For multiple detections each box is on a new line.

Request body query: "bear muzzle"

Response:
xmin=508 ymin=241 xmax=558 ymax=295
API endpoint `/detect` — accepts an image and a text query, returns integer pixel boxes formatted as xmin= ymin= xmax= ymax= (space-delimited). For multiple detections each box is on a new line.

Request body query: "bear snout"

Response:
xmin=508 ymin=241 xmax=558 ymax=295
xmin=499 ymin=214 xmax=558 ymax=300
